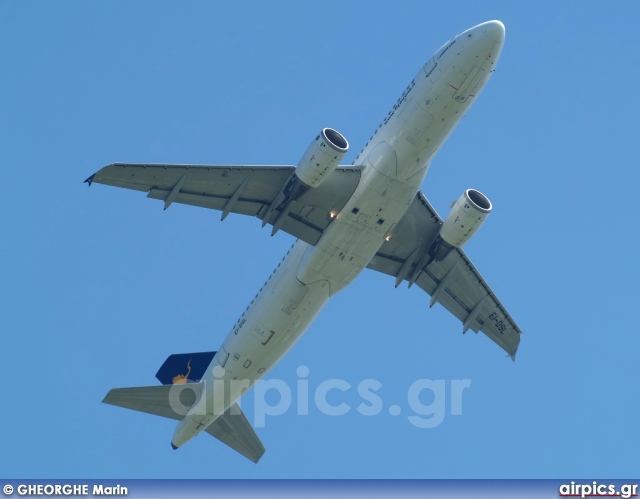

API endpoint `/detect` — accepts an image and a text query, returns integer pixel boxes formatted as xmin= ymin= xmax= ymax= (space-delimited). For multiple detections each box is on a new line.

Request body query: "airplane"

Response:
xmin=86 ymin=20 xmax=520 ymax=463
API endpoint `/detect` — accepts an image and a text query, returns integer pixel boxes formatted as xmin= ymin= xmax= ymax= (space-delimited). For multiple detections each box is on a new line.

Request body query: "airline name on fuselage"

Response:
xmin=383 ymin=79 xmax=416 ymax=126
xmin=437 ymin=38 xmax=456 ymax=60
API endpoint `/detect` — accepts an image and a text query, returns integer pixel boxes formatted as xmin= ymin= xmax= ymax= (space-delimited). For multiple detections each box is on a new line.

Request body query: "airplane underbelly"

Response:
xmin=201 ymin=29 xmax=503 ymax=432
xmin=295 ymin=143 xmax=419 ymax=292
xmin=215 ymin=241 xmax=331 ymax=384
xmin=211 ymin=171 xmax=412 ymax=401
xmin=173 ymin=247 xmax=332 ymax=447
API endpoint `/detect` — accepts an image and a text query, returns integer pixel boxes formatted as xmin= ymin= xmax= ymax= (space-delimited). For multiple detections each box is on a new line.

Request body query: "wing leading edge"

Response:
xmin=86 ymin=163 xmax=363 ymax=246
xmin=367 ymin=191 xmax=521 ymax=358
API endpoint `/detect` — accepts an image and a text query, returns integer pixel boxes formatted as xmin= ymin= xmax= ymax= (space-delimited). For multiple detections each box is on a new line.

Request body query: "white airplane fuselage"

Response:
xmin=172 ymin=20 xmax=506 ymax=448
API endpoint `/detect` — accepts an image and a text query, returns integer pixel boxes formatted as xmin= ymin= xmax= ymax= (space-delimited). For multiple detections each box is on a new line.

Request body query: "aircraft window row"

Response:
xmin=236 ymin=238 xmax=294 ymax=325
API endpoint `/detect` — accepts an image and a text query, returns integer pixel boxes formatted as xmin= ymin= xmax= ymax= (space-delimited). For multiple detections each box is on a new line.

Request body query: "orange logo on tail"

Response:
xmin=173 ymin=359 xmax=192 ymax=384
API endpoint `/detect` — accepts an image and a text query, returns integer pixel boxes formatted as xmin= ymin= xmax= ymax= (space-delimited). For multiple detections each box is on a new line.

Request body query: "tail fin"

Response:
xmin=155 ymin=351 xmax=216 ymax=385
xmin=103 ymin=384 xmax=265 ymax=463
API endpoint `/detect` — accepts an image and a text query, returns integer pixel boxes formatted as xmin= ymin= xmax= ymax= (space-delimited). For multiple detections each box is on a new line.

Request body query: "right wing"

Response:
xmin=367 ymin=191 xmax=522 ymax=358
xmin=86 ymin=163 xmax=362 ymax=246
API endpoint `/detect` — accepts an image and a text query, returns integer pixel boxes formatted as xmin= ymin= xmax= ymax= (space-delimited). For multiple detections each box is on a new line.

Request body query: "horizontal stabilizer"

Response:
xmin=103 ymin=384 xmax=201 ymax=421
xmin=206 ymin=403 xmax=266 ymax=463
xmin=155 ymin=351 xmax=216 ymax=385
xmin=103 ymin=385 xmax=265 ymax=462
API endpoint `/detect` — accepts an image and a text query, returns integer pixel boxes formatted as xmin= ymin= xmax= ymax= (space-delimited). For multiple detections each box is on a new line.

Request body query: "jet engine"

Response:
xmin=295 ymin=128 xmax=349 ymax=188
xmin=263 ymin=128 xmax=349 ymax=235
xmin=430 ymin=189 xmax=492 ymax=261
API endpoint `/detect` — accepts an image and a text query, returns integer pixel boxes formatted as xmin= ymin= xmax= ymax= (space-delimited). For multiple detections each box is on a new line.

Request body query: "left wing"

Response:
xmin=367 ymin=191 xmax=521 ymax=358
xmin=86 ymin=163 xmax=362 ymax=246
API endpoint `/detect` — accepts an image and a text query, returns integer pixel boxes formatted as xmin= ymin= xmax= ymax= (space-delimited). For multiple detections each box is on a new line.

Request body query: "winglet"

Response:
xmin=84 ymin=174 xmax=96 ymax=186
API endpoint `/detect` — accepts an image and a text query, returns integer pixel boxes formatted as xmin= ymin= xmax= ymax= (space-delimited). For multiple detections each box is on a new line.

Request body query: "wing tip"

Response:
xmin=251 ymin=446 xmax=266 ymax=463
xmin=84 ymin=173 xmax=96 ymax=186
xmin=101 ymin=388 xmax=118 ymax=405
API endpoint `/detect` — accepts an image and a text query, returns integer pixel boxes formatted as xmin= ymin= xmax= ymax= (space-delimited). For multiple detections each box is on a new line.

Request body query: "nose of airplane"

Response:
xmin=475 ymin=20 xmax=505 ymax=43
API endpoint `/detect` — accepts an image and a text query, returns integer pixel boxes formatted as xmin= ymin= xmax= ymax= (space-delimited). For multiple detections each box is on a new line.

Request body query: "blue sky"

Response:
xmin=1 ymin=1 xmax=639 ymax=479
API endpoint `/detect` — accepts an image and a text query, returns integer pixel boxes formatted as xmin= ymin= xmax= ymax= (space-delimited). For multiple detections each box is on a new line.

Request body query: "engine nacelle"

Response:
xmin=440 ymin=189 xmax=492 ymax=248
xmin=295 ymin=128 xmax=349 ymax=188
